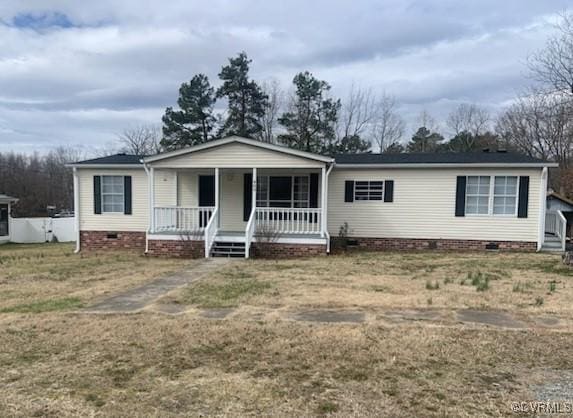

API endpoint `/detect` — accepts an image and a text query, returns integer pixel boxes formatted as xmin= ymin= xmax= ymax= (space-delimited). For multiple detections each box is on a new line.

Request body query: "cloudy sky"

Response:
xmin=0 ymin=0 xmax=570 ymax=154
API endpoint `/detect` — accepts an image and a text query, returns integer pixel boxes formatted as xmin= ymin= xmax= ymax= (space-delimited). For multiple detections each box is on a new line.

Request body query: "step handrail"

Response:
xmin=204 ymin=207 xmax=219 ymax=258
xmin=244 ymin=207 xmax=256 ymax=259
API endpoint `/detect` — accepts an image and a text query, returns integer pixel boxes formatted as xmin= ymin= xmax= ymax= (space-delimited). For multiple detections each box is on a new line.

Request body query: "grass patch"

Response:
xmin=513 ymin=281 xmax=533 ymax=293
xmin=425 ymin=280 xmax=440 ymax=290
xmin=0 ymin=297 xmax=84 ymax=313
xmin=182 ymin=279 xmax=272 ymax=308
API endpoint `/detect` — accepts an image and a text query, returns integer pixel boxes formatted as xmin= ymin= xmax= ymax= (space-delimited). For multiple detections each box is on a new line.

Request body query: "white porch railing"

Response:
xmin=255 ymin=207 xmax=322 ymax=234
xmin=245 ymin=208 xmax=257 ymax=259
xmin=204 ymin=207 xmax=219 ymax=258
xmin=153 ymin=207 xmax=215 ymax=233
xmin=545 ymin=210 xmax=566 ymax=250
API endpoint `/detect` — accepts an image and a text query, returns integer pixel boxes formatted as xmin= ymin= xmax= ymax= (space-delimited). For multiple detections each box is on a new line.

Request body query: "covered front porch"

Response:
xmin=147 ymin=166 xmax=329 ymax=257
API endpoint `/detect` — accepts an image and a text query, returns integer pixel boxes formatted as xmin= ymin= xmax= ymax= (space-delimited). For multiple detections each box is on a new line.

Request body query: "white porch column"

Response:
xmin=73 ymin=167 xmax=80 ymax=252
xmin=149 ymin=167 xmax=155 ymax=233
xmin=252 ymin=168 xmax=257 ymax=212
xmin=215 ymin=167 xmax=220 ymax=227
xmin=321 ymin=166 xmax=326 ymax=238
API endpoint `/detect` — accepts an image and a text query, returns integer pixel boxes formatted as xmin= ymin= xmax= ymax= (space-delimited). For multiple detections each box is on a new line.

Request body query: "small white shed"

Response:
xmin=0 ymin=194 xmax=18 ymax=244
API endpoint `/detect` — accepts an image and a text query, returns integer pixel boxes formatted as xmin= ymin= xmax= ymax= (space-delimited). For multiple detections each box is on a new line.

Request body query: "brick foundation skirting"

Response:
xmin=147 ymin=239 xmax=204 ymax=258
xmin=251 ymin=242 xmax=327 ymax=258
xmin=80 ymin=230 xmax=146 ymax=252
xmin=332 ymin=237 xmax=537 ymax=252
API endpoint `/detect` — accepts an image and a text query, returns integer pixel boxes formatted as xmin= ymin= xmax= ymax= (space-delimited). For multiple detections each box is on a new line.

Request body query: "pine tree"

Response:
xmin=278 ymin=71 xmax=340 ymax=154
xmin=217 ymin=52 xmax=267 ymax=138
xmin=161 ymin=74 xmax=216 ymax=150
xmin=406 ymin=127 xmax=444 ymax=152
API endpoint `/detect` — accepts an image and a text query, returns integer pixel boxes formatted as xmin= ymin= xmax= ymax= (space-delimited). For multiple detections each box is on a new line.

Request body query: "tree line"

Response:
xmin=0 ymin=148 xmax=81 ymax=217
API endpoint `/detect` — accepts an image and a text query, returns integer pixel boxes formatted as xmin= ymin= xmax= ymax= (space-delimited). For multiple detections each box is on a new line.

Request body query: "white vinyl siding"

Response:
xmin=328 ymin=168 xmax=542 ymax=243
xmin=78 ymin=169 xmax=148 ymax=232
xmin=151 ymin=142 xmax=325 ymax=169
xmin=101 ymin=176 xmax=124 ymax=213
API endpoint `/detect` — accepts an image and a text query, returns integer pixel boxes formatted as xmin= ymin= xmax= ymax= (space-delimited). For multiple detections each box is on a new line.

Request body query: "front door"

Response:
xmin=198 ymin=175 xmax=215 ymax=227
xmin=0 ymin=204 xmax=8 ymax=237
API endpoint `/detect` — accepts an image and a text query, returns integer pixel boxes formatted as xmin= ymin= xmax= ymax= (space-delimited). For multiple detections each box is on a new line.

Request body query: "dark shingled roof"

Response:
xmin=73 ymin=154 xmax=144 ymax=165
xmin=334 ymin=151 xmax=548 ymax=165
xmin=73 ymin=151 xmax=551 ymax=166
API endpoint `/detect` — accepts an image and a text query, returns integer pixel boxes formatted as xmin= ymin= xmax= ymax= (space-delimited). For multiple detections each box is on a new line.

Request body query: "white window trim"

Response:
xmin=353 ymin=180 xmax=385 ymax=202
xmin=101 ymin=175 xmax=125 ymax=214
xmin=465 ymin=175 xmax=519 ymax=217
xmin=256 ymin=175 xmax=311 ymax=208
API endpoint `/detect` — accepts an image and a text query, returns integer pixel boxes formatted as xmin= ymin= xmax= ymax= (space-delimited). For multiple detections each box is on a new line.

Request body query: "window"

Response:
xmin=465 ymin=176 xmax=490 ymax=215
xmin=493 ymin=176 xmax=518 ymax=215
xmin=354 ymin=181 xmax=384 ymax=201
xmin=256 ymin=175 xmax=310 ymax=208
xmin=101 ymin=176 xmax=124 ymax=213
xmin=293 ymin=176 xmax=310 ymax=207
xmin=465 ymin=175 xmax=518 ymax=216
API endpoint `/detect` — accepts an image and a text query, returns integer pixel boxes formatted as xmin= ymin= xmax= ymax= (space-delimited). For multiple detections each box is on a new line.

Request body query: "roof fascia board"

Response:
xmin=335 ymin=163 xmax=558 ymax=169
xmin=66 ymin=164 xmax=144 ymax=169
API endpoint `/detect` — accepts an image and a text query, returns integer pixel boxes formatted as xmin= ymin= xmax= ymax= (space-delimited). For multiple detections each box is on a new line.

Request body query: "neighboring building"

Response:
xmin=545 ymin=192 xmax=573 ymax=251
xmin=0 ymin=194 xmax=18 ymax=244
xmin=68 ymin=136 xmax=558 ymax=258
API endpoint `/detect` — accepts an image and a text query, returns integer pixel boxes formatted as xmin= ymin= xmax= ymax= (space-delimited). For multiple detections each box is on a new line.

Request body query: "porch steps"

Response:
xmin=541 ymin=235 xmax=564 ymax=252
xmin=210 ymin=241 xmax=246 ymax=258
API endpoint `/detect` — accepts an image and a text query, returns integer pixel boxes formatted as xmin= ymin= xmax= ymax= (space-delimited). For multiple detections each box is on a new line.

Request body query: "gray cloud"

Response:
xmin=0 ymin=0 xmax=570 ymax=153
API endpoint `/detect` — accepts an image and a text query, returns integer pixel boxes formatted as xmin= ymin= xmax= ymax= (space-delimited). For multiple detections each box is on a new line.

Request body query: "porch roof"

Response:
xmin=143 ymin=136 xmax=334 ymax=165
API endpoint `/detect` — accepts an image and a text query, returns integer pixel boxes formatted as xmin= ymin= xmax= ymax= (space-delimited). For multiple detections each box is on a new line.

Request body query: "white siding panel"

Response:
xmin=78 ymin=168 xmax=148 ymax=232
xmin=151 ymin=142 xmax=324 ymax=168
xmin=328 ymin=168 xmax=542 ymax=242
xmin=154 ymin=170 xmax=177 ymax=206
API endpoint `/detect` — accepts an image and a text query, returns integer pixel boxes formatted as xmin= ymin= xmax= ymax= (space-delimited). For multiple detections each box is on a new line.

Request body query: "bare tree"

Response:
xmin=414 ymin=109 xmax=440 ymax=133
xmin=257 ymin=79 xmax=284 ymax=143
xmin=528 ymin=11 xmax=573 ymax=95
xmin=496 ymin=90 xmax=573 ymax=169
xmin=372 ymin=94 xmax=405 ymax=152
xmin=337 ymin=85 xmax=379 ymax=141
xmin=447 ymin=103 xmax=490 ymax=137
xmin=117 ymin=125 xmax=162 ymax=156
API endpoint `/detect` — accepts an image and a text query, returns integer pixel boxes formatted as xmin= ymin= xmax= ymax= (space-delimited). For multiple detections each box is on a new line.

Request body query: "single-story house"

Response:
xmin=68 ymin=136 xmax=559 ymax=258
xmin=0 ymin=194 xmax=18 ymax=244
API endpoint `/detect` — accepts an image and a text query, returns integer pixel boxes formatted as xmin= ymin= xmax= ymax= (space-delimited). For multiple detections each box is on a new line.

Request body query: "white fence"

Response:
xmin=10 ymin=217 xmax=75 ymax=243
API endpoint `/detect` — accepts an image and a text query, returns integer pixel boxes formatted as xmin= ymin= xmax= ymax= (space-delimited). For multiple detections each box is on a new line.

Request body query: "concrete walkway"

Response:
xmin=84 ymin=258 xmax=229 ymax=313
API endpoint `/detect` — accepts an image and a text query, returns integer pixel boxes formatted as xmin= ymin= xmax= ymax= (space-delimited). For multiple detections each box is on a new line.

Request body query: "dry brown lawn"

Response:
xmin=0 ymin=243 xmax=189 ymax=313
xmin=1 ymin=245 xmax=572 ymax=417
xmin=169 ymin=251 xmax=573 ymax=317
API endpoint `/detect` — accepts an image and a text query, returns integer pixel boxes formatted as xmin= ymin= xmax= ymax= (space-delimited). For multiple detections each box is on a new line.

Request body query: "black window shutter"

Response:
xmin=309 ymin=173 xmax=319 ymax=208
xmin=455 ymin=176 xmax=466 ymax=217
xmin=518 ymin=176 xmax=529 ymax=218
xmin=94 ymin=176 xmax=102 ymax=214
xmin=344 ymin=181 xmax=354 ymax=202
xmin=384 ymin=180 xmax=394 ymax=202
xmin=124 ymin=176 xmax=132 ymax=215
xmin=244 ymin=173 xmax=252 ymax=221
